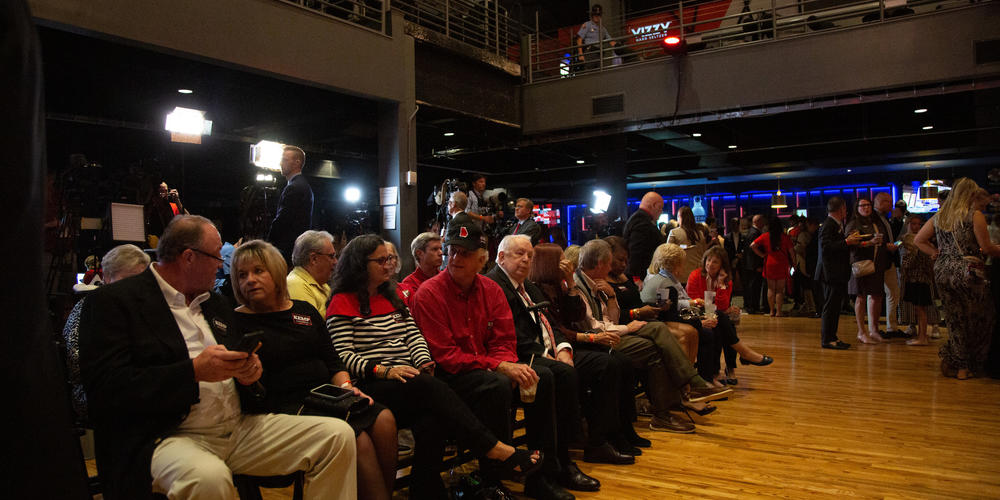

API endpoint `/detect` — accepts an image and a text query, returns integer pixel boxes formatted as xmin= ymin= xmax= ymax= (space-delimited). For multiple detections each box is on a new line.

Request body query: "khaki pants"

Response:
xmin=151 ymin=413 xmax=357 ymax=500
xmin=884 ymin=265 xmax=901 ymax=331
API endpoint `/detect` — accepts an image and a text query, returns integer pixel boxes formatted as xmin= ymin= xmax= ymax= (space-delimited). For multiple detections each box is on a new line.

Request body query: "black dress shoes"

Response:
xmin=583 ymin=442 xmax=635 ymax=465
xmin=557 ymin=462 xmax=601 ymax=492
xmin=525 ymin=474 xmax=575 ymax=500
xmin=610 ymin=438 xmax=642 ymax=456
xmin=821 ymin=340 xmax=851 ymax=350
xmin=739 ymin=354 xmax=774 ymax=366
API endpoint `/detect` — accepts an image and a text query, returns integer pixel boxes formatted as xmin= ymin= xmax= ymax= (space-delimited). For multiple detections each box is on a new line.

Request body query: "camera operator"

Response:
xmin=145 ymin=181 xmax=187 ymax=246
xmin=467 ymin=174 xmax=503 ymax=228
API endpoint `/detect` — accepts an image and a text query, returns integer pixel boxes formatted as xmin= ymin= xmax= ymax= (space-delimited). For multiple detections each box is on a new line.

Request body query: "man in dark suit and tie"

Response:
xmin=79 ymin=215 xmax=356 ymax=500
xmin=508 ymin=197 xmax=543 ymax=246
xmin=815 ymin=197 xmax=864 ymax=349
xmin=487 ymin=235 xmax=629 ymax=500
xmin=268 ymin=145 xmax=313 ymax=264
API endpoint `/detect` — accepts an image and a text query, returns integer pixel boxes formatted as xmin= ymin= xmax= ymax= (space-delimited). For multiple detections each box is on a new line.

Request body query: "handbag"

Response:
xmin=300 ymin=386 xmax=371 ymax=420
xmin=851 ymin=234 xmax=879 ymax=278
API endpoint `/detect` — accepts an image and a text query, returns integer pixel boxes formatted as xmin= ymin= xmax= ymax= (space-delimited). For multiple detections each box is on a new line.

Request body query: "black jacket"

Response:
xmin=623 ymin=208 xmax=665 ymax=279
xmin=815 ymin=216 xmax=851 ymax=284
xmin=485 ymin=267 xmax=569 ymax=360
xmin=79 ymin=269 xmax=248 ymax=500
xmin=507 ymin=218 xmax=543 ymax=246
xmin=268 ymin=173 xmax=314 ymax=260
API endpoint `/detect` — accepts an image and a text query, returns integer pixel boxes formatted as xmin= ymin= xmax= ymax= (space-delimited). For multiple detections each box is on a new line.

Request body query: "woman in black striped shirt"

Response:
xmin=328 ymin=234 xmax=543 ymax=499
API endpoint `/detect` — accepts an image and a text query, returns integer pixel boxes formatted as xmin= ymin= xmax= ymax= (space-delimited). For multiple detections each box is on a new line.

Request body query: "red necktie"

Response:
xmin=518 ymin=285 xmax=557 ymax=354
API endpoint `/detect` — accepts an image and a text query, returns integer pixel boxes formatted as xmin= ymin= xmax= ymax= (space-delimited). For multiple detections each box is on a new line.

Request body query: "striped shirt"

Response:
xmin=327 ymin=291 xmax=433 ymax=379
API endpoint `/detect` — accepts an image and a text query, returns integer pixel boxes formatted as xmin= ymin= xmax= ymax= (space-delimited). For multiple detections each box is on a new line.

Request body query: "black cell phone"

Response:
xmin=233 ymin=331 xmax=264 ymax=353
xmin=310 ymin=384 xmax=353 ymax=401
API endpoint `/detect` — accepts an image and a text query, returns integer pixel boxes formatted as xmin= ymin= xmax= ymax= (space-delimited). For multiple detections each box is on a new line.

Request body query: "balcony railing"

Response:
xmin=523 ymin=0 xmax=982 ymax=84
xmin=393 ymin=0 xmax=530 ymax=59
xmin=276 ymin=0 xmax=389 ymax=35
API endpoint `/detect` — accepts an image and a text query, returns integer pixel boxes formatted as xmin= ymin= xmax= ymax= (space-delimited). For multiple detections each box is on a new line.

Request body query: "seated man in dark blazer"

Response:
xmin=815 ymin=196 xmax=864 ymax=349
xmin=487 ymin=235 xmax=638 ymax=498
xmin=79 ymin=215 xmax=356 ymax=500
xmin=507 ymin=198 xmax=543 ymax=246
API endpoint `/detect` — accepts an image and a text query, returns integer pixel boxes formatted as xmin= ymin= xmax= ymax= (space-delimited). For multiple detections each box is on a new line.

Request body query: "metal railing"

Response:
xmin=392 ymin=0 xmax=529 ymax=58
xmin=276 ymin=0 xmax=389 ymax=35
xmin=523 ymin=0 xmax=982 ymax=83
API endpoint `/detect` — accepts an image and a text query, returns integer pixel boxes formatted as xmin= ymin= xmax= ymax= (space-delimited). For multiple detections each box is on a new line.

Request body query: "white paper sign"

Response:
xmin=382 ymin=206 xmax=397 ymax=230
xmin=380 ymin=187 xmax=398 ymax=206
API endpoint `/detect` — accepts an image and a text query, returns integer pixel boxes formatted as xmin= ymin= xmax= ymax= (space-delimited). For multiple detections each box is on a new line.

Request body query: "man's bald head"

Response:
xmin=752 ymin=215 xmax=765 ymax=228
xmin=639 ymin=192 xmax=664 ymax=219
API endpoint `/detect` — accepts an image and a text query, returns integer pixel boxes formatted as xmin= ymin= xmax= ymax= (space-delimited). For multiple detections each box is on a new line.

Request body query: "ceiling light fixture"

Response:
xmin=771 ymin=176 xmax=788 ymax=209
xmin=914 ymin=108 xmax=928 ymax=114
xmin=576 ymin=160 xmax=585 ymax=164
xmin=728 ymin=145 xmax=737 ymax=149
xmin=691 ymin=132 xmax=702 ymax=137
xmin=177 ymin=89 xmax=193 ymax=94
xmin=919 ymin=165 xmax=940 ymax=200
xmin=443 ymin=132 xmax=455 ymax=137
xmin=922 ymin=125 xmax=934 ymax=130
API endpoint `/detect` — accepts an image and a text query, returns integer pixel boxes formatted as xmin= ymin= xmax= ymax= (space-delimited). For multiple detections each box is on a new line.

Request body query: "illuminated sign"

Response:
xmin=630 ymin=21 xmax=672 ymax=42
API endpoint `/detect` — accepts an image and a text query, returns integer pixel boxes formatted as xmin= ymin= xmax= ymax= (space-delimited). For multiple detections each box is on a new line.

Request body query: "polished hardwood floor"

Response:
xmin=89 ymin=313 xmax=1000 ymax=499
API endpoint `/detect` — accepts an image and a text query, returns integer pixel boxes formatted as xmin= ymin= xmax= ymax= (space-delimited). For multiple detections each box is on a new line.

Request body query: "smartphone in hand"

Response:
xmin=233 ymin=331 xmax=264 ymax=354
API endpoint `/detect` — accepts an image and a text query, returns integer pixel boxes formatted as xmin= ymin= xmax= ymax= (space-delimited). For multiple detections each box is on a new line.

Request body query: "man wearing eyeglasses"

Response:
xmin=288 ymin=230 xmax=338 ymax=315
xmin=79 ymin=215 xmax=357 ymax=500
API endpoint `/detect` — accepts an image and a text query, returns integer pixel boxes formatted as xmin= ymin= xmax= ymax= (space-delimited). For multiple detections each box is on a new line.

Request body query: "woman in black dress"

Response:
xmin=846 ymin=197 xmax=893 ymax=344
xmin=230 ymin=240 xmax=397 ymax=500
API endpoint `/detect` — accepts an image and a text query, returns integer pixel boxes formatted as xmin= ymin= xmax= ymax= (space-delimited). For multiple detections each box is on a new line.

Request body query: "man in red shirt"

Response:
xmin=411 ymin=220 xmax=547 ymax=493
xmin=399 ymin=231 xmax=442 ymax=307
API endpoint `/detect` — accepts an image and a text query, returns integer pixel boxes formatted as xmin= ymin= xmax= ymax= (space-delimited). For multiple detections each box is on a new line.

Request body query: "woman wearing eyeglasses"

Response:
xmin=328 ymin=234 xmax=543 ymax=499
xmin=230 ymin=240 xmax=397 ymax=500
xmin=846 ymin=196 xmax=894 ymax=344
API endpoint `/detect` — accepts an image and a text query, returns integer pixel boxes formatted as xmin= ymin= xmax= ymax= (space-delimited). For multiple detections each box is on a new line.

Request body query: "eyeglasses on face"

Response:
xmin=314 ymin=252 xmax=337 ymax=260
xmin=368 ymin=256 xmax=397 ymax=266
xmin=187 ymin=247 xmax=225 ymax=263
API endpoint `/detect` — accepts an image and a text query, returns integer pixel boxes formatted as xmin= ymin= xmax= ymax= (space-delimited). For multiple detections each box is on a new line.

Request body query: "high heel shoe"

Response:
xmin=739 ymin=354 xmax=773 ymax=366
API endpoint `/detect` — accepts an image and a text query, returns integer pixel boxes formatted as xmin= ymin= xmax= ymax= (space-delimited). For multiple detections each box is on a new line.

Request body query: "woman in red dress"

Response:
xmin=750 ymin=217 xmax=795 ymax=317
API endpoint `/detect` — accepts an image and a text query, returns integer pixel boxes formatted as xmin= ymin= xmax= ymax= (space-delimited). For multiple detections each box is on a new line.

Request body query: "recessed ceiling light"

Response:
xmin=576 ymin=160 xmax=585 ymax=164
xmin=728 ymin=145 xmax=737 ymax=149
xmin=443 ymin=132 xmax=455 ymax=136
xmin=922 ymin=125 xmax=934 ymax=130
xmin=691 ymin=132 xmax=702 ymax=137
xmin=914 ymin=108 xmax=927 ymax=114
xmin=847 ymin=169 xmax=852 ymax=173
xmin=177 ymin=89 xmax=193 ymax=94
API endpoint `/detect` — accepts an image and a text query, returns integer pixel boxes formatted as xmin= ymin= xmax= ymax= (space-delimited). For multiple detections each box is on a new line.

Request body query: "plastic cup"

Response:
xmin=519 ymin=381 xmax=537 ymax=403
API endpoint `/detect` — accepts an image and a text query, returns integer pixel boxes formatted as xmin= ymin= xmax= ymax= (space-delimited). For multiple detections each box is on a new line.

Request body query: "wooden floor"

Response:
xmin=92 ymin=313 xmax=1000 ymax=499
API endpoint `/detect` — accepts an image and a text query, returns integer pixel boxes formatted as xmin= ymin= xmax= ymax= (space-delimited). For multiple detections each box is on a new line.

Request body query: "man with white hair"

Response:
xmin=487 ymin=235 xmax=617 ymax=499
xmin=400 ymin=232 xmax=443 ymax=306
xmin=622 ymin=192 xmax=666 ymax=280
xmin=287 ymin=230 xmax=337 ymax=315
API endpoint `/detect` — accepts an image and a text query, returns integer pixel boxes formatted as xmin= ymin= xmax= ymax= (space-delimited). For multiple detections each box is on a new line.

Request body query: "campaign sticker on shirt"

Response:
xmin=402 ymin=289 xmax=410 ymax=298
xmin=392 ymin=312 xmax=405 ymax=323
xmin=212 ymin=318 xmax=228 ymax=332
xmin=292 ymin=313 xmax=312 ymax=326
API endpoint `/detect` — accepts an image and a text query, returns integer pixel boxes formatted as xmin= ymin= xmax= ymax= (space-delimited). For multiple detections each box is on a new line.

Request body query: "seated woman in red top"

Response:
xmin=750 ymin=217 xmax=795 ymax=317
xmin=687 ymin=246 xmax=773 ymax=384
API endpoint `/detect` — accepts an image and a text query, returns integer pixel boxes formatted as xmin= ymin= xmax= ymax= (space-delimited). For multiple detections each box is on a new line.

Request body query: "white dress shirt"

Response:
xmin=150 ymin=264 xmax=241 ymax=431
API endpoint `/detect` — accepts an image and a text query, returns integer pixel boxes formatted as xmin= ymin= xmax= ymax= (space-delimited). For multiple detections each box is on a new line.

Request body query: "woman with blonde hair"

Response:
xmin=915 ymin=178 xmax=1000 ymax=379
xmin=230 ymin=240 xmax=398 ymax=500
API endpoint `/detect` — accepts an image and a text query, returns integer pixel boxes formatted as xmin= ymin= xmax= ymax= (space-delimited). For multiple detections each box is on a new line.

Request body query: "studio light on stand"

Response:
xmin=591 ymin=190 xmax=611 ymax=214
xmin=344 ymin=187 xmax=362 ymax=203
xmin=771 ymin=176 xmax=788 ymax=209
xmin=251 ymin=140 xmax=285 ymax=171
xmin=165 ymin=107 xmax=211 ymax=144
